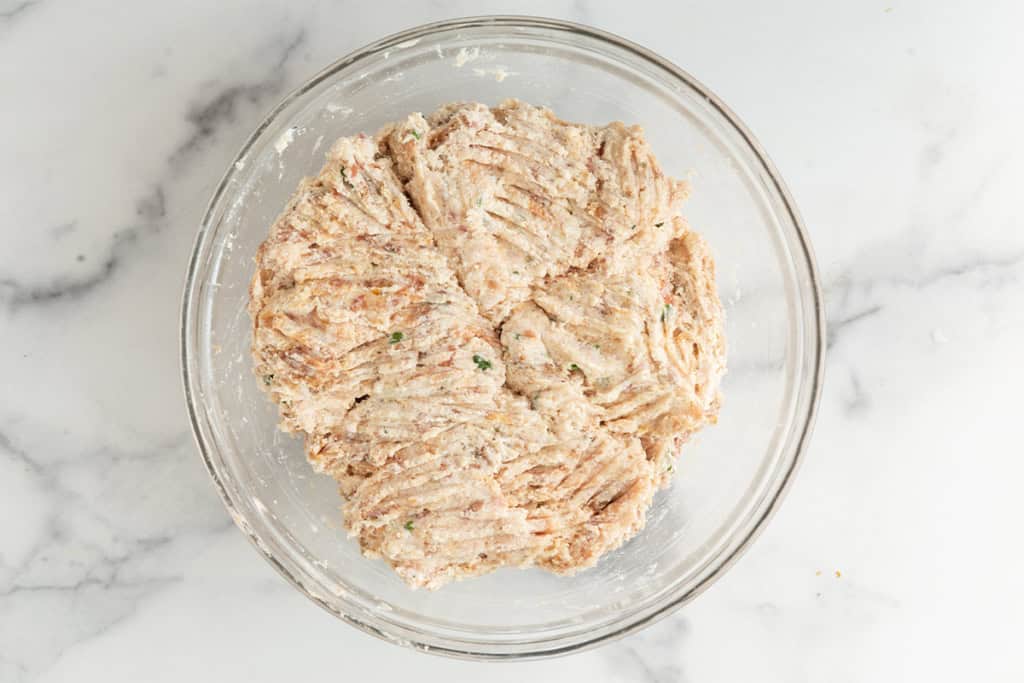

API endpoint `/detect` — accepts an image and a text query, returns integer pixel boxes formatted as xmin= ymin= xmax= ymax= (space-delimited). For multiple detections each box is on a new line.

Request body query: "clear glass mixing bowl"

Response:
xmin=181 ymin=16 xmax=824 ymax=660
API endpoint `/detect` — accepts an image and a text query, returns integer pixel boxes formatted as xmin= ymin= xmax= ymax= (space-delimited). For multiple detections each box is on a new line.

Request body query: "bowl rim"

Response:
xmin=180 ymin=14 xmax=826 ymax=661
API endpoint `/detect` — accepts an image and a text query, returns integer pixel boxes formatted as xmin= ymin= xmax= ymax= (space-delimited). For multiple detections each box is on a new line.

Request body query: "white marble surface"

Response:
xmin=2 ymin=1 xmax=1022 ymax=680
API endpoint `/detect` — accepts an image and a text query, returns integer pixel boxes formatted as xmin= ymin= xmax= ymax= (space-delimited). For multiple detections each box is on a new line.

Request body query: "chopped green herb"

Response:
xmin=512 ymin=270 xmax=520 ymax=275
xmin=472 ymin=354 xmax=492 ymax=371
xmin=477 ymin=197 xmax=483 ymax=207
xmin=630 ymin=224 xmax=637 ymax=230
xmin=514 ymin=333 xmax=521 ymax=341
xmin=339 ymin=167 xmax=354 ymax=189
xmin=389 ymin=331 xmax=404 ymax=344
xmin=262 ymin=374 xmax=275 ymax=386
xmin=568 ymin=363 xmax=580 ymax=372
xmin=592 ymin=343 xmax=601 ymax=349
xmin=410 ymin=129 xmax=421 ymax=140
xmin=666 ymin=463 xmax=674 ymax=473
xmin=661 ymin=304 xmax=673 ymax=322
xmin=655 ymin=221 xmax=665 ymax=227
xmin=404 ymin=520 xmax=414 ymax=531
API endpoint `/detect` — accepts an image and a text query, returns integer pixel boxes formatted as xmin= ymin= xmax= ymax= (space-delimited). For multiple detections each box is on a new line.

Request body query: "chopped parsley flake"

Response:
xmin=339 ymin=167 xmax=354 ymax=188
xmin=661 ymin=304 xmax=673 ymax=322
xmin=410 ymin=129 xmax=421 ymax=140
xmin=404 ymin=520 xmax=414 ymax=531
xmin=389 ymin=331 xmax=404 ymax=344
xmin=568 ymin=363 xmax=580 ymax=372
xmin=630 ymin=224 xmax=637 ymax=230
xmin=262 ymin=374 xmax=275 ymax=386
xmin=655 ymin=221 xmax=665 ymax=227
xmin=514 ymin=333 xmax=521 ymax=341
xmin=472 ymin=354 xmax=492 ymax=371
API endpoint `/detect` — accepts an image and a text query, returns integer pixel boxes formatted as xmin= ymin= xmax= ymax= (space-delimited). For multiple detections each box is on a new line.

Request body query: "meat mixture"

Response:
xmin=249 ymin=100 xmax=726 ymax=589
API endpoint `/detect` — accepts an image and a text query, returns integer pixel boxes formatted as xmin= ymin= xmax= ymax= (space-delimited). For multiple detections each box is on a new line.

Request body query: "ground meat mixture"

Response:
xmin=250 ymin=100 xmax=726 ymax=589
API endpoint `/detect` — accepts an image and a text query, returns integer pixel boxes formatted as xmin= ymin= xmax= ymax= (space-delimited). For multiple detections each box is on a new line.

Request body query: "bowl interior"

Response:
xmin=184 ymin=17 xmax=821 ymax=657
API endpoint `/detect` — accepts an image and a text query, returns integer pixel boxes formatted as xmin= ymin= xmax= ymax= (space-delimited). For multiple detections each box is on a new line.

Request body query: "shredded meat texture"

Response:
xmin=250 ymin=100 xmax=726 ymax=589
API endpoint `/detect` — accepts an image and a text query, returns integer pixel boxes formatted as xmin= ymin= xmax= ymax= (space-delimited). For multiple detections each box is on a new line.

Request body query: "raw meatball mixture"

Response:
xmin=249 ymin=100 xmax=726 ymax=589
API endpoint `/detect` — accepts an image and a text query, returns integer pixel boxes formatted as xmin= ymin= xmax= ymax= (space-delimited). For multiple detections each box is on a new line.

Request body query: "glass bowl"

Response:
xmin=181 ymin=16 xmax=824 ymax=660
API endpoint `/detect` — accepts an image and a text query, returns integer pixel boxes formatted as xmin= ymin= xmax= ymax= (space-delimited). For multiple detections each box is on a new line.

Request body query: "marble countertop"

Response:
xmin=2 ymin=1 xmax=1022 ymax=680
